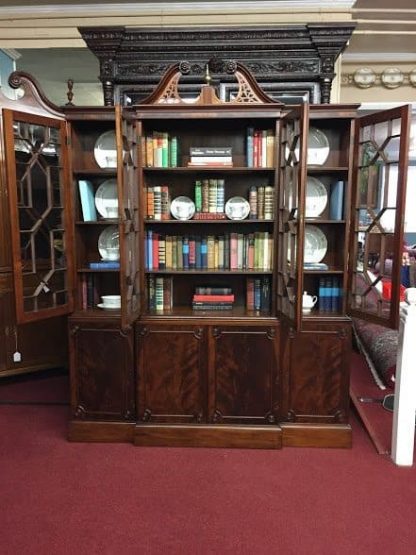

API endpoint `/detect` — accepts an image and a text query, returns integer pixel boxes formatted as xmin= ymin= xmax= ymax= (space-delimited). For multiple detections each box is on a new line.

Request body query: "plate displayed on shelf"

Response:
xmin=95 ymin=179 xmax=118 ymax=218
xmin=307 ymin=127 xmax=330 ymax=165
xmin=170 ymin=196 xmax=195 ymax=220
xmin=98 ymin=225 xmax=120 ymax=261
xmin=305 ymin=176 xmax=328 ymax=217
xmin=304 ymin=224 xmax=328 ymax=263
xmin=225 ymin=196 xmax=250 ymax=220
xmin=94 ymin=130 xmax=117 ymax=168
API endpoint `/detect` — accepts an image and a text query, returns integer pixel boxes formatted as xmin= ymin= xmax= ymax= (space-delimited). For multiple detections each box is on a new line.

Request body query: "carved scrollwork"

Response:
xmin=266 ymin=328 xmax=276 ymax=340
xmin=178 ymin=60 xmax=191 ymax=75
xmin=138 ymin=326 xmax=149 ymax=337
xmin=193 ymin=327 xmax=203 ymax=340
xmin=70 ymin=325 xmax=80 ymax=337
xmin=142 ymin=408 xmax=152 ymax=422
xmin=212 ymin=410 xmax=223 ymax=423
xmin=194 ymin=412 xmax=203 ymax=423
xmin=212 ymin=327 xmax=222 ymax=339
xmin=266 ymin=412 xmax=276 ymax=424
xmin=286 ymin=410 xmax=296 ymax=422
xmin=334 ymin=409 xmax=346 ymax=423
xmin=74 ymin=405 xmax=87 ymax=419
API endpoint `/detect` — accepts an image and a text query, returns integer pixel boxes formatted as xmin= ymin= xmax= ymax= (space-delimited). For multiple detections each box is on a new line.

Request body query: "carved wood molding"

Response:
xmin=79 ymin=24 xmax=355 ymax=105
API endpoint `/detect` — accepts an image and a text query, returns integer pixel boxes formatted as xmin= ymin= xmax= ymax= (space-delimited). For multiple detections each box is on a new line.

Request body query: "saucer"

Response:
xmin=97 ymin=303 xmax=120 ymax=310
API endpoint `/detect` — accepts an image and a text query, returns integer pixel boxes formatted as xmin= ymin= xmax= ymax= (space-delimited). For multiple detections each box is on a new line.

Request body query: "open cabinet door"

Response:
xmin=3 ymin=108 xmax=74 ymax=324
xmin=347 ymin=105 xmax=411 ymax=329
xmin=276 ymin=103 xmax=309 ymax=330
xmin=115 ymin=105 xmax=141 ymax=329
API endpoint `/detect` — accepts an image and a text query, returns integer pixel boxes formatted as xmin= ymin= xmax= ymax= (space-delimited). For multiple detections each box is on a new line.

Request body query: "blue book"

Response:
xmin=201 ymin=238 xmax=208 ymax=269
xmin=329 ymin=180 xmax=344 ymax=220
xmin=147 ymin=230 xmax=153 ymax=270
xmin=78 ymin=180 xmax=97 ymax=221
xmin=89 ymin=261 xmax=120 ymax=270
xmin=247 ymin=127 xmax=254 ymax=167
xmin=182 ymin=236 xmax=189 ymax=269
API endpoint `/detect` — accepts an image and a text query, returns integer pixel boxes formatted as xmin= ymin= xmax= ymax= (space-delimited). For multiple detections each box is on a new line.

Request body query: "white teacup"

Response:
xmin=302 ymin=292 xmax=318 ymax=313
xmin=101 ymin=295 xmax=121 ymax=308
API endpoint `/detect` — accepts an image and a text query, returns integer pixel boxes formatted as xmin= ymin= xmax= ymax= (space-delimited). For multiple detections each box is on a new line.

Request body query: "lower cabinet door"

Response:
xmin=209 ymin=325 xmax=280 ymax=424
xmin=69 ymin=321 xmax=135 ymax=421
xmin=281 ymin=321 xmax=351 ymax=423
xmin=136 ymin=325 xmax=206 ymax=423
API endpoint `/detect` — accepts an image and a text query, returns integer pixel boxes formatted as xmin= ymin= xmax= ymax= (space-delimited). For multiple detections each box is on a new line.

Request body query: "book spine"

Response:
xmin=246 ymin=277 xmax=254 ymax=310
xmin=161 ymin=186 xmax=170 ymax=220
xmin=216 ymin=179 xmax=225 ymax=213
xmin=86 ymin=275 xmax=95 ymax=308
xmin=78 ymin=180 xmax=97 ymax=221
xmin=254 ymin=278 xmax=261 ymax=310
xmin=202 ymin=179 xmax=209 ymax=213
xmin=153 ymin=186 xmax=162 ymax=220
xmin=194 ymin=180 xmax=202 ymax=212
xmin=148 ymin=275 xmax=155 ymax=310
xmin=195 ymin=287 xmax=232 ymax=295
xmin=260 ymin=277 xmax=271 ymax=312
xmin=152 ymin=232 xmax=159 ymax=270
xmin=146 ymin=186 xmax=154 ymax=219
xmin=208 ymin=179 xmax=217 ymax=213
xmin=158 ymin=236 xmax=166 ymax=270
xmin=81 ymin=274 xmax=87 ymax=310
xmin=146 ymin=136 xmax=154 ymax=167
xmin=201 ymin=237 xmax=208 ymax=269
xmin=189 ymin=237 xmax=196 ymax=269
xmin=169 ymin=136 xmax=178 ymax=167
xmin=193 ymin=295 xmax=235 ymax=302
xmin=192 ymin=304 xmax=233 ymax=311
xmin=155 ymin=277 xmax=164 ymax=311
xmin=247 ymin=127 xmax=254 ymax=168
xmin=249 ymin=186 xmax=257 ymax=219
xmin=190 ymin=147 xmax=232 ymax=156
xmin=182 ymin=236 xmax=189 ymax=270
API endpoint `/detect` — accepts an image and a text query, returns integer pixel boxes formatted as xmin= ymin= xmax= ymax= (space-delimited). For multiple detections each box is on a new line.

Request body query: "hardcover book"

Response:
xmin=78 ymin=180 xmax=97 ymax=221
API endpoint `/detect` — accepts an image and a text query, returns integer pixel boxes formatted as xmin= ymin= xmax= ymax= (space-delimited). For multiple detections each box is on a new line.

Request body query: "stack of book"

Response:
xmin=192 ymin=287 xmax=234 ymax=311
xmin=246 ymin=277 xmax=271 ymax=312
xmin=145 ymin=132 xmax=178 ymax=167
xmin=187 ymin=147 xmax=233 ymax=167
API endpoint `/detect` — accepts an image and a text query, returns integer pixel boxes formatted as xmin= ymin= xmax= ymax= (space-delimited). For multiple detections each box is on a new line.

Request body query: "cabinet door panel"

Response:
xmin=137 ymin=325 xmax=206 ymax=423
xmin=348 ymin=105 xmax=411 ymax=328
xmin=209 ymin=325 xmax=279 ymax=424
xmin=282 ymin=322 xmax=350 ymax=423
xmin=3 ymin=109 xmax=74 ymax=323
xmin=69 ymin=323 xmax=135 ymax=421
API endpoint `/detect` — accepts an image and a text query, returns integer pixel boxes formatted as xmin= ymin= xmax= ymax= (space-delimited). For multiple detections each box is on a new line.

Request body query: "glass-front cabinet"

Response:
xmin=0 ymin=64 xmax=410 ymax=447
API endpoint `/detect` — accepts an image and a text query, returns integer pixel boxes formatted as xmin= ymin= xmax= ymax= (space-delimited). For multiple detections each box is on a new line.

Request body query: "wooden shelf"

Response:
xmin=77 ymin=268 xmax=120 ymax=273
xmin=76 ymin=219 xmax=119 ymax=225
xmin=73 ymin=169 xmax=117 ymax=176
xmin=145 ymin=269 xmax=273 ymax=275
xmin=144 ymin=305 xmax=275 ymax=319
xmin=144 ymin=219 xmax=274 ymax=224
xmin=305 ymin=219 xmax=346 ymax=224
xmin=142 ymin=166 xmax=274 ymax=173
xmin=307 ymin=166 xmax=349 ymax=172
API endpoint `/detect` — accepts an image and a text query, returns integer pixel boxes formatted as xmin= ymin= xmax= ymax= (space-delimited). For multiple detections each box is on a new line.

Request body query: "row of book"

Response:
xmin=246 ymin=277 xmax=271 ymax=312
xmin=148 ymin=276 xmax=173 ymax=311
xmin=247 ymin=128 xmax=275 ymax=168
xmin=145 ymin=231 xmax=274 ymax=271
xmin=318 ymin=277 xmax=343 ymax=313
xmin=144 ymin=132 xmax=178 ymax=167
xmin=248 ymin=185 xmax=274 ymax=220
xmin=188 ymin=147 xmax=233 ymax=167
xmin=80 ymin=274 xmax=100 ymax=309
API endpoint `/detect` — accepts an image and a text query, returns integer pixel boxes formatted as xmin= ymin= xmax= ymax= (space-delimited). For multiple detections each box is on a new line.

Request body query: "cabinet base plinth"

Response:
xmin=134 ymin=424 xmax=282 ymax=449
xmin=281 ymin=423 xmax=352 ymax=448
xmin=68 ymin=421 xmax=135 ymax=442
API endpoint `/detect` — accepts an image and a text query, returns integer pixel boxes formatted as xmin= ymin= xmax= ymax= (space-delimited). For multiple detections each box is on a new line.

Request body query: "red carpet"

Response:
xmin=1 ymin=369 xmax=416 ymax=554
xmin=350 ymin=351 xmax=394 ymax=455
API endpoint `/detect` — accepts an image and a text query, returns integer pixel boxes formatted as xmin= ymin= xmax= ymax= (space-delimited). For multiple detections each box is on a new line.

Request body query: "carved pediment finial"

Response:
xmin=139 ymin=59 xmax=282 ymax=106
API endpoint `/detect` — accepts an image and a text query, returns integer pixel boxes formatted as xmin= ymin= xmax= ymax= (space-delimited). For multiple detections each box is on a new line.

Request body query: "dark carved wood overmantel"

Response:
xmin=78 ymin=24 xmax=355 ymax=106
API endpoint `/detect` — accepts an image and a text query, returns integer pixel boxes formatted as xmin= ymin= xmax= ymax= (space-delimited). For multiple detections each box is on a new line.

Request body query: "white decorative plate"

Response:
xmin=307 ymin=127 xmax=330 ymax=166
xmin=225 ymin=197 xmax=250 ymax=220
xmin=305 ymin=176 xmax=328 ymax=217
xmin=304 ymin=224 xmax=328 ymax=263
xmin=94 ymin=130 xmax=117 ymax=168
xmin=292 ymin=127 xmax=329 ymax=166
xmin=95 ymin=179 xmax=118 ymax=218
xmin=98 ymin=225 xmax=120 ymax=261
xmin=170 ymin=196 xmax=195 ymax=220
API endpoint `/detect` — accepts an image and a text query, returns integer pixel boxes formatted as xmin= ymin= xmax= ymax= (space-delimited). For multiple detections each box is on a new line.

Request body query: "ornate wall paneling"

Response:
xmin=79 ymin=24 xmax=355 ymax=106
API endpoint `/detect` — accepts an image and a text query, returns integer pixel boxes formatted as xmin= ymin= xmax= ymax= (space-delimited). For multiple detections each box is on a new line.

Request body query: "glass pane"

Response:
xmin=12 ymin=117 xmax=69 ymax=315
xmin=277 ymin=114 xmax=302 ymax=320
xmin=351 ymin=115 xmax=405 ymax=321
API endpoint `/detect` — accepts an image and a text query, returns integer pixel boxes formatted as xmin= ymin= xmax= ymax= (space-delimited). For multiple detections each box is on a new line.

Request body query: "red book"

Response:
xmin=193 ymin=294 xmax=235 ymax=302
xmin=189 ymin=237 xmax=196 ymax=269
xmin=152 ymin=232 xmax=159 ymax=270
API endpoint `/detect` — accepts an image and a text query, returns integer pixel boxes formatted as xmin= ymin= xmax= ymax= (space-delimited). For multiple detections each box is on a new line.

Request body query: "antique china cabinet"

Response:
xmin=0 ymin=62 xmax=410 ymax=449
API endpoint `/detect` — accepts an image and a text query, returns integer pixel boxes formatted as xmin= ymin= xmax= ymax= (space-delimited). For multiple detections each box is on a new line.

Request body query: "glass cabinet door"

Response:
xmin=276 ymin=103 xmax=308 ymax=328
xmin=347 ymin=106 xmax=411 ymax=328
xmin=116 ymin=106 xmax=141 ymax=329
xmin=3 ymin=109 xmax=73 ymax=323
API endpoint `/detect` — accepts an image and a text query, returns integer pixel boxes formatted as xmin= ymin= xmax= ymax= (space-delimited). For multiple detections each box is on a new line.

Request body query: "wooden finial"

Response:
xmin=205 ymin=64 xmax=212 ymax=86
xmin=65 ymin=79 xmax=74 ymax=106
